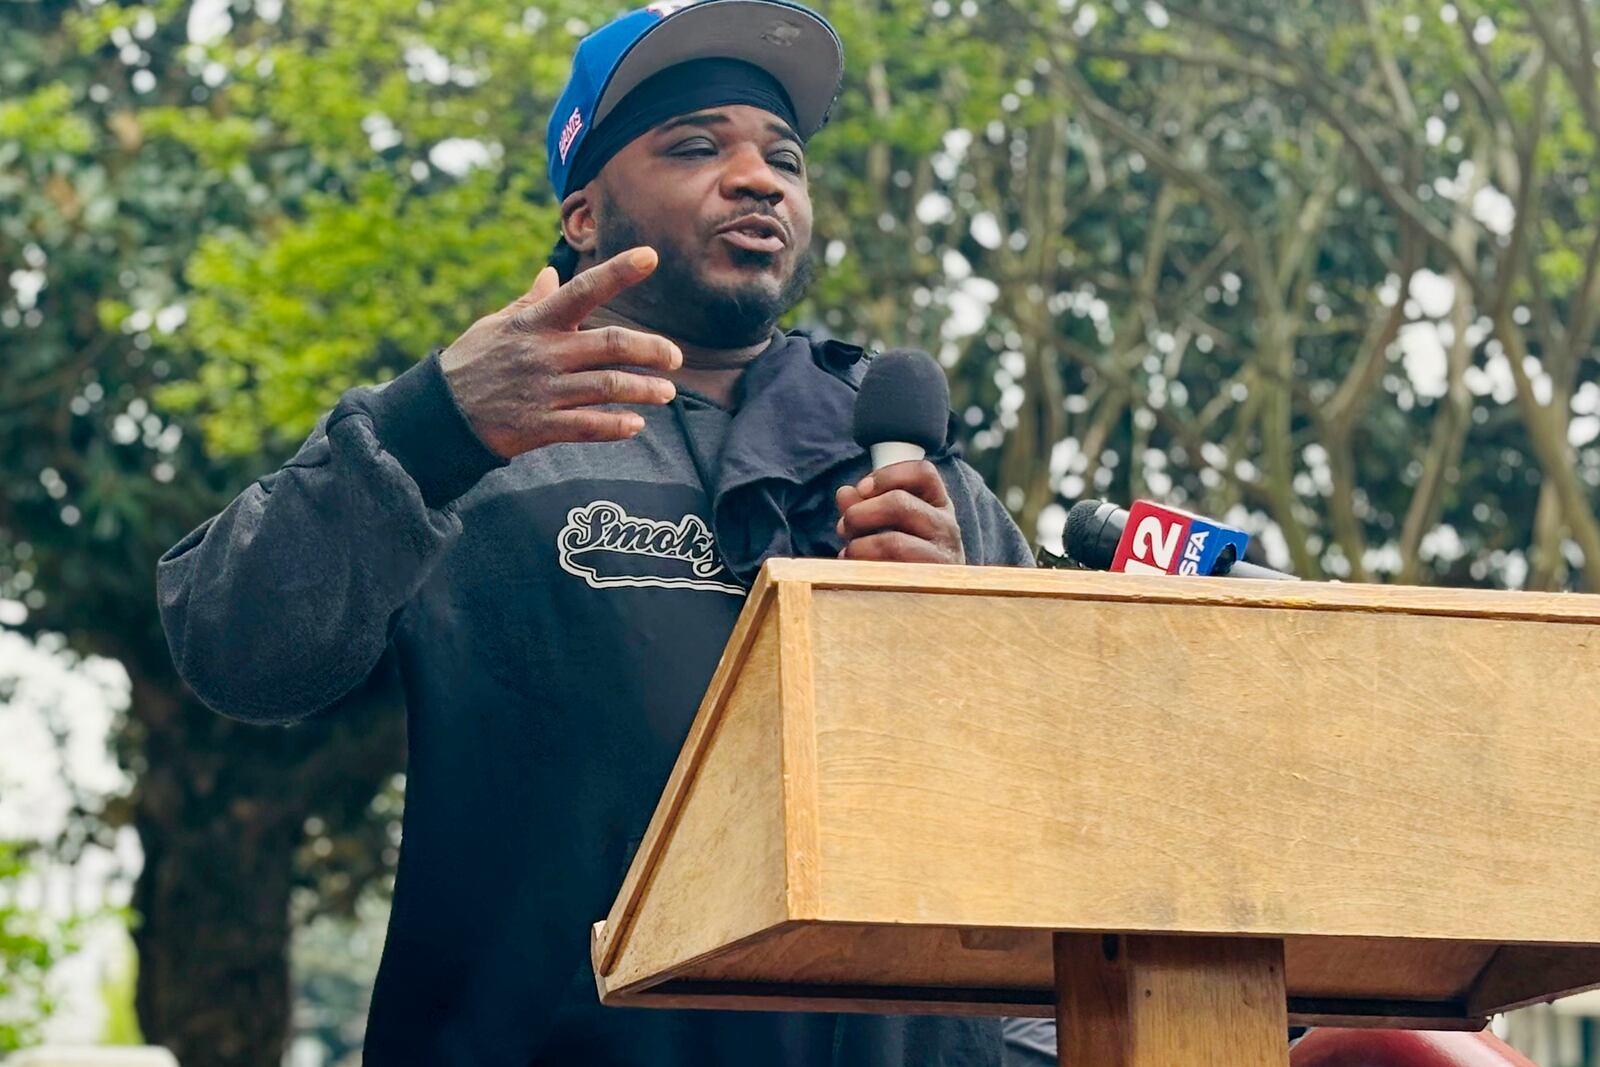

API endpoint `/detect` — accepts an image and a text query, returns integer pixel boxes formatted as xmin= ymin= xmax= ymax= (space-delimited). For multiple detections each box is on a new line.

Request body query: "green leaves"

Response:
xmin=163 ymin=168 xmax=556 ymax=454
xmin=0 ymin=84 xmax=95 ymax=156
xmin=137 ymin=108 xmax=262 ymax=172
xmin=0 ymin=841 xmax=82 ymax=1053
xmin=5 ymin=1 xmax=1600 ymax=1056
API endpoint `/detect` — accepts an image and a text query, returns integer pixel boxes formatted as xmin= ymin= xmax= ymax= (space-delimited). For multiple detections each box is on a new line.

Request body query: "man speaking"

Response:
xmin=157 ymin=1 xmax=1033 ymax=1063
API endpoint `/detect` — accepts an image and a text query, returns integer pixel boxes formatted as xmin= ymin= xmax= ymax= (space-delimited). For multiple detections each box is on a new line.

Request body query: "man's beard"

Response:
xmin=594 ymin=200 xmax=815 ymax=347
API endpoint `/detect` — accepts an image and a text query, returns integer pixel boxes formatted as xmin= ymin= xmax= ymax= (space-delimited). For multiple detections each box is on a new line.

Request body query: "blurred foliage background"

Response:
xmin=0 ymin=840 xmax=79 ymax=1052
xmin=4 ymin=0 xmax=1600 ymax=1063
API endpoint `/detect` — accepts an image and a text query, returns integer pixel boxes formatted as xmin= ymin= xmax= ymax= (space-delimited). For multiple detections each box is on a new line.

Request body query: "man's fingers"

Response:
xmin=507 ymin=265 xmax=560 ymax=312
xmin=557 ymin=325 xmax=682 ymax=372
xmin=856 ymin=460 xmax=950 ymax=508
xmin=529 ymin=246 xmax=658 ymax=329
xmin=529 ymin=265 xmax=562 ymax=304
xmin=549 ymin=369 xmax=676 ymax=410
xmin=836 ymin=489 xmax=948 ymax=543
xmin=839 ymin=531 xmax=943 ymax=563
xmin=835 ymin=484 xmax=865 ymax=514
xmin=540 ymin=409 xmax=647 ymax=444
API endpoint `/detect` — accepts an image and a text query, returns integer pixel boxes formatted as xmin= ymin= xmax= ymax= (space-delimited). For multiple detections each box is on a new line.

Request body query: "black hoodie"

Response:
xmin=157 ymin=330 xmax=1033 ymax=1066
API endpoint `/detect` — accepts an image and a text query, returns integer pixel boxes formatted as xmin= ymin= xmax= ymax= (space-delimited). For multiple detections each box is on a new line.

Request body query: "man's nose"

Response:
xmin=719 ymin=143 xmax=785 ymax=204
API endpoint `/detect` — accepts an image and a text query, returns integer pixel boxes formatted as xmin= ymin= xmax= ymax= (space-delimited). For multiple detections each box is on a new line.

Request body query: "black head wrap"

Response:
xmin=562 ymin=57 xmax=802 ymax=198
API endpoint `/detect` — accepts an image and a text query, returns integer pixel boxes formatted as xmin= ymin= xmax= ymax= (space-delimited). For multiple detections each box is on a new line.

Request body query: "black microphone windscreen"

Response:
xmin=852 ymin=349 xmax=950 ymax=453
xmin=1064 ymin=499 xmax=1127 ymax=571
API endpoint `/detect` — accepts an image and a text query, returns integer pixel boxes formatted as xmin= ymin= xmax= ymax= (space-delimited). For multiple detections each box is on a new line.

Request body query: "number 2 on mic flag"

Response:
xmin=1109 ymin=500 xmax=1251 ymax=577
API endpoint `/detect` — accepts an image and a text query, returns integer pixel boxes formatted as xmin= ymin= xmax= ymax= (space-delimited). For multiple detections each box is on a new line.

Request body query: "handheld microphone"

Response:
xmin=852 ymin=349 xmax=949 ymax=470
xmin=1065 ymin=498 xmax=1297 ymax=580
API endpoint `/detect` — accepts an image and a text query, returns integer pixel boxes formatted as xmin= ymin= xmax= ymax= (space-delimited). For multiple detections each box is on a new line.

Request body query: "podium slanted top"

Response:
xmin=592 ymin=559 xmax=1600 ymax=1028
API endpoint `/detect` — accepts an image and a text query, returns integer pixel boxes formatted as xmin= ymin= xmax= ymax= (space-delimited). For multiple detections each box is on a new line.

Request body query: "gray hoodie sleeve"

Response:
xmin=157 ymin=349 xmax=507 ymax=725
xmin=950 ymin=459 xmax=1036 ymax=568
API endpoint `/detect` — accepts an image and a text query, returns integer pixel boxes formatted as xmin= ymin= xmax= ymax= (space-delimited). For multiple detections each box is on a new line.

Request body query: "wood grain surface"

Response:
xmin=1467 ymin=945 xmax=1600 ymax=1015
xmin=761 ymin=558 xmax=1600 ymax=624
xmin=808 ymin=588 xmax=1600 ymax=944
xmin=1055 ymin=933 xmax=1289 ymax=1067
xmin=593 ymin=561 xmax=1600 ymax=1022
xmin=776 ymin=581 xmax=822 ymax=920
xmin=666 ymin=925 xmax=1496 ymax=1004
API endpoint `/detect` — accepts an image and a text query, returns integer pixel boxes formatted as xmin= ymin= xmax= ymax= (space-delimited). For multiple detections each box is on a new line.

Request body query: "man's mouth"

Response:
xmin=714 ymin=214 xmax=787 ymax=255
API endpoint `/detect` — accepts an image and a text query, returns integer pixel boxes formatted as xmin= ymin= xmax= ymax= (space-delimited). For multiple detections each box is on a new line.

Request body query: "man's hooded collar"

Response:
xmin=709 ymin=330 xmax=953 ymax=587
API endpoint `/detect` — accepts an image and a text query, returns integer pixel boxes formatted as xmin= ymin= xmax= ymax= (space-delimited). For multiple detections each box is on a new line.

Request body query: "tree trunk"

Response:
xmin=123 ymin=653 xmax=405 ymax=1067
xmin=133 ymin=729 xmax=298 ymax=1067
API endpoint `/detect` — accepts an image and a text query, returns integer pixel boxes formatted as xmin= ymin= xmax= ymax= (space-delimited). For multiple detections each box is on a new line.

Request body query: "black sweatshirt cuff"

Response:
xmin=334 ymin=348 xmax=509 ymax=509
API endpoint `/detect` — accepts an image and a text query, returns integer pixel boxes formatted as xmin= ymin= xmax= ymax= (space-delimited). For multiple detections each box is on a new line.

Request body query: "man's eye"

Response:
xmin=770 ymin=152 xmax=804 ymax=173
xmin=672 ymin=139 xmax=716 ymax=157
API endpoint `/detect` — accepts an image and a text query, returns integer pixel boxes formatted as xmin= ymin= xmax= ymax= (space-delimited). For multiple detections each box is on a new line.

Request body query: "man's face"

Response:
xmin=585 ymin=103 xmax=815 ymax=346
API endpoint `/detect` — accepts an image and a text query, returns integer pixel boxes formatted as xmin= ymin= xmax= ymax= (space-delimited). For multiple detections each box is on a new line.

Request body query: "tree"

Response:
xmin=814 ymin=0 xmax=1598 ymax=590
xmin=0 ymin=840 xmax=79 ymax=1051
xmin=3 ymin=2 xmax=402 ymax=1062
xmin=5 ymin=0 xmax=1598 ymax=1062
xmin=994 ymin=0 xmax=1600 ymax=587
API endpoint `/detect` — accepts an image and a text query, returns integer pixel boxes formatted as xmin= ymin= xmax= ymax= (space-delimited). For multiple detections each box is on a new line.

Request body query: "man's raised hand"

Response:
xmin=438 ymin=246 xmax=682 ymax=459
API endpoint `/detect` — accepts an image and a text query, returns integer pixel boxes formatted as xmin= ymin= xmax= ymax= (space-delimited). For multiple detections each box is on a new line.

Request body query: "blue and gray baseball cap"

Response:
xmin=545 ymin=0 xmax=844 ymax=200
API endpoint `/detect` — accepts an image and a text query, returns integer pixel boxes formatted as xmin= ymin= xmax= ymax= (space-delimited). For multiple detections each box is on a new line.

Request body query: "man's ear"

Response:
xmin=560 ymin=187 xmax=598 ymax=254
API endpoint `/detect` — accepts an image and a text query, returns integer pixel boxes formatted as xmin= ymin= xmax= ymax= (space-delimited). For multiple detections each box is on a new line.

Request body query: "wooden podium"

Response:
xmin=590 ymin=560 xmax=1600 ymax=1065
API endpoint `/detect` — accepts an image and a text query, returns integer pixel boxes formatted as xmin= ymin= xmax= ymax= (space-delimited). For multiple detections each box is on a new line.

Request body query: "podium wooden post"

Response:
xmin=591 ymin=560 xmax=1600 ymax=1065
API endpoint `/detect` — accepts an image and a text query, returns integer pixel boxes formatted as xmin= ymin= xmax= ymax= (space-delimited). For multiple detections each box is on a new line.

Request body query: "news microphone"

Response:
xmin=1064 ymin=498 xmax=1297 ymax=580
xmin=852 ymin=349 xmax=950 ymax=470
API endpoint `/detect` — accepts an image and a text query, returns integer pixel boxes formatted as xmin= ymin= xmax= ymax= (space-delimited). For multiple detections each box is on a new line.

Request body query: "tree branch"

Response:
xmin=1360 ymin=0 xmax=1418 ymax=129
xmin=1568 ymin=0 xmax=1598 ymax=115
xmin=1521 ymin=1 xmax=1600 ymax=131
xmin=1496 ymin=316 xmax=1600 ymax=590
xmin=1084 ymin=21 xmax=1483 ymax=285
xmin=1561 ymin=222 xmax=1600 ymax=376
